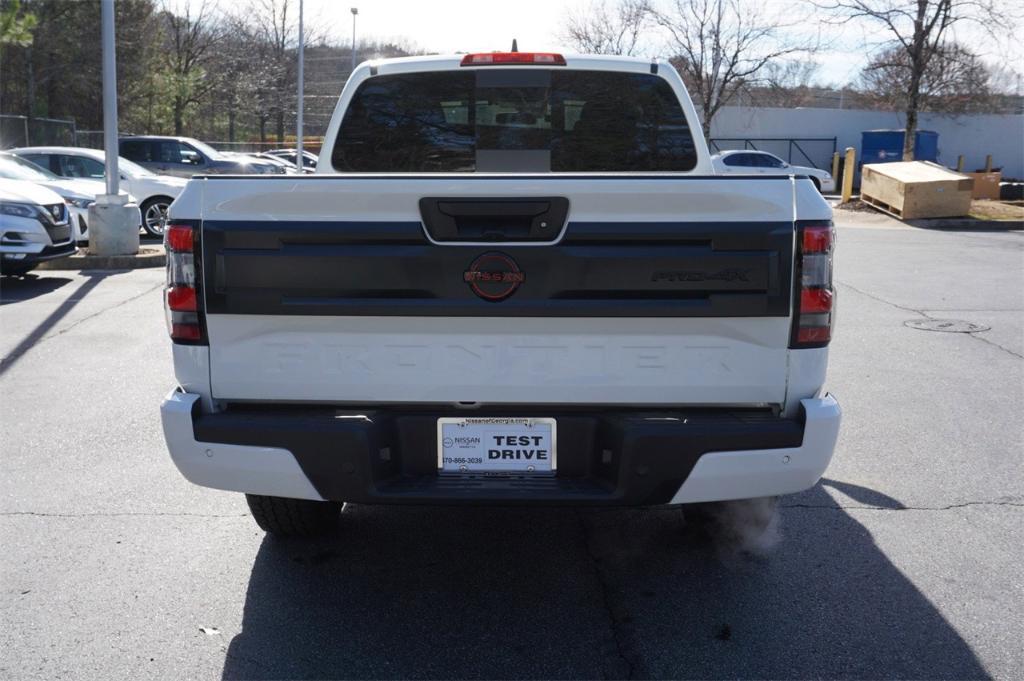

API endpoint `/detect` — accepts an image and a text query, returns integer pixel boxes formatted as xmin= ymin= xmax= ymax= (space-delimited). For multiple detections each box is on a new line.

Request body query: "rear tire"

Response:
xmin=245 ymin=494 xmax=342 ymax=538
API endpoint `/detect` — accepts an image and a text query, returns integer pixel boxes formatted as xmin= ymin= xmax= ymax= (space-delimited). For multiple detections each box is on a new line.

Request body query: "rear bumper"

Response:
xmin=161 ymin=390 xmax=840 ymax=505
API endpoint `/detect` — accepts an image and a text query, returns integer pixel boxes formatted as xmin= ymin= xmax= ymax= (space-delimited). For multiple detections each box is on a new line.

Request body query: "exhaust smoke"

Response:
xmin=685 ymin=496 xmax=782 ymax=555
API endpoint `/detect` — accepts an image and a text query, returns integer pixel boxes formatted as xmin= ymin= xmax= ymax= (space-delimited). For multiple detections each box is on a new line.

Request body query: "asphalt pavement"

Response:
xmin=1 ymin=214 xmax=1021 ymax=680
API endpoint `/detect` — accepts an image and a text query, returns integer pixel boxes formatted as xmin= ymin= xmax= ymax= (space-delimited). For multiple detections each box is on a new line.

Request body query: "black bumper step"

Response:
xmin=193 ymin=406 xmax=805 ymax=506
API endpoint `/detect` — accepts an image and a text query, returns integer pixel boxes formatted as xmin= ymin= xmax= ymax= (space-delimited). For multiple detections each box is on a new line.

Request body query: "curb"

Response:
xmin=906 ymin=218 xmax=1023 ymax=231
xmin=37 ymin=246 xmax=166 ymax=271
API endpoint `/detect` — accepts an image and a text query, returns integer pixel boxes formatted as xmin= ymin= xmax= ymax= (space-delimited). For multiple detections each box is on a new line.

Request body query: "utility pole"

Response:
xmin=296 ymin=0 xmax=304 ymax=165
xmin=351 ymin=7 xmax=358 ymax=73
xmin=101 ymin=0 xmax=119 ymax=199
xmin=90 ymin=0 xmax=140 ymax=256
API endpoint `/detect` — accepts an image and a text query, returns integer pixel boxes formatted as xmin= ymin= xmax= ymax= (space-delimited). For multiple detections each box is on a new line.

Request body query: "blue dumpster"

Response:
xmin=861 ymin=129 xmax=939 ymax=164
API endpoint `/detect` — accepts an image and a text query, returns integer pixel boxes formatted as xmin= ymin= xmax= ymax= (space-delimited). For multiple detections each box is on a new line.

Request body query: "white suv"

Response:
xmin=11 ymin=146 xmax=188 ymax=237
xmin=0 ymin=180 xmax=77 ymax=276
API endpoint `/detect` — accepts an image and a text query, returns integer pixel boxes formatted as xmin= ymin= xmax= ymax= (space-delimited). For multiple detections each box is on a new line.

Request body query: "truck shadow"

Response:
xmin=221 ymin=482 xmax=986 ymax=680
xmin=0 ymin=271 xmax=106 ymax=377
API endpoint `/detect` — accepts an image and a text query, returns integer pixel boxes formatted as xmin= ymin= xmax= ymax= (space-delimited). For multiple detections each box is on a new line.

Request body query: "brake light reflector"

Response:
xmin=164 ymin=223 xmax=205 ymax=344
xmin=166 ymin=285 xmax=197 ymax=312
xmin=791 ymin=221 xmax=835 ymax=348
xmin=170 ymin=322 xmax=202 ymax=341
xmin=460 ymin=52 xmax=566 ymax=66
xmin=166 ymin=224 xmax=194 ymax=252
xmin=797 ymin=325 xmax=832 ymax=344
xmin=802 ymin=225 xmax=833 ymax=253
xmin=800 ymin=287 xmax=833 ymax=314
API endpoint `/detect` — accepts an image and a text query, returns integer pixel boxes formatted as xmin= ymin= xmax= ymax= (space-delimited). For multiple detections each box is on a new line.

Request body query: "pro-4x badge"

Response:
xmin=464 ymin=252 xmax=524 ymax=301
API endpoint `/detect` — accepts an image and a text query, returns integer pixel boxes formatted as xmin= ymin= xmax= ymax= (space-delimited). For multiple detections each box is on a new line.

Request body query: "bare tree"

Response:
xmin=816 ymin=0 xmax=1012 ymax=159
xmin=859 ymin=43 xmax=994 ymax=114
xmin=559 ymin=0 xmax=651 ymax=55
xmin=750 ymin=59 xmax=823 ymax=107
xmin=157 ymin=0 xmax=224 ymax=135
xmin=654 ymin=0 xmax=817 ymax=139
xmin=235 ymin=0 xmax=327 ymax=143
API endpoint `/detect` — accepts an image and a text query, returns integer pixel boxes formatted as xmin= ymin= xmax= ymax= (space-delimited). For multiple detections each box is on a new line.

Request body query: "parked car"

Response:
xmin=264 ymin=148 xmax=318 ymax=171
xmin=0 ymin=179 xmax=77 ymax=275
xmin=0 ymin=152 xmax=103 ymax=244
xmin=711 ymin=150 xmax=836 ymax=193
xmin=252 ymin=152 xmax=308 ymax=173
xmin=11 ymin=146 xmax=188 ymax=237
xmin=224 ymin=152 xmax=301 ymax=175
xmin=161 ymin=52 xmax=840 ymax=538
xmin=119 ymin=136 xmax=283 ymax=178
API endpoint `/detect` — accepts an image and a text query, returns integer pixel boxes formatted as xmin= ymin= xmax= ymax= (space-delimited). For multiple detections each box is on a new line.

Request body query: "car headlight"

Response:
xmin=1 ymin=201 xmax=39 ymax=218
xmin=65 ymin=197 xmax=95 ymax=209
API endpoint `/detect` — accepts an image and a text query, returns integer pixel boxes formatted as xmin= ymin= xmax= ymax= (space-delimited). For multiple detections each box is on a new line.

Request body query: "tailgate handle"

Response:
xmin=419 ymin=197 xmax=569 ymax=242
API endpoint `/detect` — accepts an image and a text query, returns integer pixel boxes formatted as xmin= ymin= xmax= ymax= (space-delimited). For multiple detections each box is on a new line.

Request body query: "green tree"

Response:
xmin=0 ymin=0 xmax=37 ymax=46
xmin=155 ymin=0 xmax=223 ymax=135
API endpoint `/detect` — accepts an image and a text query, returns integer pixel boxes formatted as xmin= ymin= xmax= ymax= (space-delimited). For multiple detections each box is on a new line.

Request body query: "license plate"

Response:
xmin=437 ymin=417 xmax=556 ymax=475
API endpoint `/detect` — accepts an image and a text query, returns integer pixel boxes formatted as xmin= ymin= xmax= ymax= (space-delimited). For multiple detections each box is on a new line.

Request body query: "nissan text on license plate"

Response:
xmin=437 ymin=418 xmax=557 ymax=475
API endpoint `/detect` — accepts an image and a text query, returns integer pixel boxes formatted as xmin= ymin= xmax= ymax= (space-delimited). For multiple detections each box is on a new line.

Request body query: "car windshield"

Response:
xmin=0 ymin=154 xmax=60 ymax=181
xmin=186 ymin=138 xmax=223 ymax=160
xmin=118 ymin=157 xmax=156 ymax=177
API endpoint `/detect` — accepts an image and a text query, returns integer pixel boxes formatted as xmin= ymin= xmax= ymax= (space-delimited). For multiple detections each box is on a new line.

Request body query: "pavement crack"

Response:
xmin=837 ymin=281 xmax=1022 ymax=359
xmin=966 ymin=332 xmax=1024 ymax=359
xmin=0 ymin=511 xmax=250 ymax=519
xmin=0 ymin=280 xmax=163 ymax=371
xmin=782 ymin=500 xmax=1024 ymax=512
xmin=836 ymin=281 xmax=929 ymax=317
xmin=575 ymin=510 xmax=638 ymax=681
xmin=40 ymin=281 xmax=164 ymax=343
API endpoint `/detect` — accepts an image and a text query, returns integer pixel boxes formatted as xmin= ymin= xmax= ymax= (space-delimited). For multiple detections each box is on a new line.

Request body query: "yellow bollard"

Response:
xmin=984 ymin=154 xmax=992 ymax=172
xmin=841 ymin=147 xmax=856 ymax=204
xmin=956 ymin=155 xmax=964 ymax=172
xmin=831 ymin=152 xmax=840 ymax=185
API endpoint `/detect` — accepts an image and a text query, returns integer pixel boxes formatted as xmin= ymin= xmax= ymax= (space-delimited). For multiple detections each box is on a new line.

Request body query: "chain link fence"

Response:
xmin=75 ymin=131 xmax=105 ymax=149
xmin=0 ymin=115 xmax=80 ymax=149
xmin=207 ymin=139 xmax=324 ymax=154
xmin=709 ymin=137 xmax=838 ymax=170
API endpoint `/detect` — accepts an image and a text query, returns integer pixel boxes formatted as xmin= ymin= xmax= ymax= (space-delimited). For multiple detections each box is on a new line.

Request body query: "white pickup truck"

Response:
xmin=160 ymin=52 xmax=840 ymax=537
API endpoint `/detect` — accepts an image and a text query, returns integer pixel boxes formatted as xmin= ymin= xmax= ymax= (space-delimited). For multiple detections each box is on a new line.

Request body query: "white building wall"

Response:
xmin=710 ymin=106 xmax=1024 ymax=178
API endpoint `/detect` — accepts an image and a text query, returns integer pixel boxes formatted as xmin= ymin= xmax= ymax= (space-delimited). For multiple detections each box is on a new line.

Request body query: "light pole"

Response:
xmin=90 ymin=0 xmax=140 ymax=256
xmin=296 ymin=0 xmax=304 ymax=164
xmin=101 ymin=0 xmax=119 ymax=198
xmin=350 ymin=7 xmax=358 ymax=73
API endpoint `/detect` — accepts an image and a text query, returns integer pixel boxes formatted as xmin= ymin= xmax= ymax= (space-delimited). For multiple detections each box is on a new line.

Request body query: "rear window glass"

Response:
xmin=332 ymin=69 xmax=697 ymax=172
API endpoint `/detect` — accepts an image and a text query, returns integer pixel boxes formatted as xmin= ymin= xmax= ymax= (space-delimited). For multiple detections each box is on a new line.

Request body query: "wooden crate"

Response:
xmin=965 ymin=171 xmax=1002 ymax=200
xmin=861 ymin=161 xmax=973 ymax=219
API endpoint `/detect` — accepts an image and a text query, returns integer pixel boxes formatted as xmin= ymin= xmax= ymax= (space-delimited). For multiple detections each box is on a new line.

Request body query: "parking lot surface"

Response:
xmin=1 ymin=214 xmax=1022 ymax=680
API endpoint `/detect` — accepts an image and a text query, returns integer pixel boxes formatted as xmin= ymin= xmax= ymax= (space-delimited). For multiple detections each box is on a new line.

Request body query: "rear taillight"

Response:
xmin=164 ymin=223 xmax=205 ymax=344
xmin=791 ymin=222 xmax=835 ymax=348
xmin=460 ymin=52 xmax=566 ymax=66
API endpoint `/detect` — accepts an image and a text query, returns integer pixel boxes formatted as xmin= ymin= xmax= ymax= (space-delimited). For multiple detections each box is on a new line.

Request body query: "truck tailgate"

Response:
xmin=196 ymin=175 xmax=796 ymax=406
